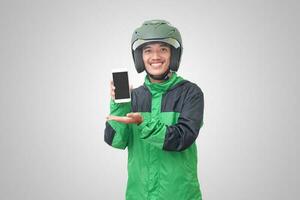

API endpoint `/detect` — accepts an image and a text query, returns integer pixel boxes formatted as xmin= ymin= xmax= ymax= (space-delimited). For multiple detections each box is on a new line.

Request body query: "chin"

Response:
xmin=149 ymin=71 xmax=165 ymax=76
xmin=149 ymin=68 xmax=167 ymax=74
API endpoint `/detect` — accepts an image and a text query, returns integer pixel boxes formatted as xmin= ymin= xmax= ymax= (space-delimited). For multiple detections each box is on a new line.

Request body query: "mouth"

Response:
xmin=150 ymin=62 xmax=164 ymax=68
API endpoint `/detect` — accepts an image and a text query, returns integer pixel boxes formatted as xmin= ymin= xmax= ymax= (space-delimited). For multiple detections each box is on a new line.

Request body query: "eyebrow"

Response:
xmin=143 ymin=43 xmax=170 ymax=50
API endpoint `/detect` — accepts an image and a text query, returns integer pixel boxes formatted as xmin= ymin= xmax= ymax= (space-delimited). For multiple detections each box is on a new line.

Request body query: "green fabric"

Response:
xmin=107 ymin=72 xmax=202 ymax=200
xmin=138 ymin=73 xmax=184 ymax=149
xmin=108 ymin=100 xmax=131 ymax=149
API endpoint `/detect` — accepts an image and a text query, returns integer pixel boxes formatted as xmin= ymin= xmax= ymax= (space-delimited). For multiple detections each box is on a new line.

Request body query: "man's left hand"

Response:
xmin=106 ymin=112 xmax=143 ymax=124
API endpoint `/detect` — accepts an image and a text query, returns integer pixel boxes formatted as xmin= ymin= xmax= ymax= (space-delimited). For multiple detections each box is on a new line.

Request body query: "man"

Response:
xmin=105 ymin=19 xmax=204 ymax=200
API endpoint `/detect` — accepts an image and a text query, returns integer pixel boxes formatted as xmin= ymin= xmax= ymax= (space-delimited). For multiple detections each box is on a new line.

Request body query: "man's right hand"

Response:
xmin=110 ymin=80 xmax=133 ymax=101
xmin=110 ymin=80 xmax=116 ymax=100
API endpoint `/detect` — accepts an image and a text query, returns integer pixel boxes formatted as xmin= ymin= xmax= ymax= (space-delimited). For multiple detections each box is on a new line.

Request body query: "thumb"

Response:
xmin=126 ymin=113 xmax=134 ymax=117
xmin=129 ymin=84 xmax=133 ymax=92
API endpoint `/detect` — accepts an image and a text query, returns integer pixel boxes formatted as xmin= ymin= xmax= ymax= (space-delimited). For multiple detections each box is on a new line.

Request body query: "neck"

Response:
xmin=149 ymin=72 xmax=172 ymax=83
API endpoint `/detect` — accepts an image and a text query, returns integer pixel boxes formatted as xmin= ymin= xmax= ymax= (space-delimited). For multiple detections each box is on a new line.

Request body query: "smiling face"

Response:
xmin=142 ymin=42 xmax=171 ymax=78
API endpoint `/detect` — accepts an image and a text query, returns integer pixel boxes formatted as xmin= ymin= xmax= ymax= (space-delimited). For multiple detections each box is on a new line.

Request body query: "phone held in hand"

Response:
xmin=112 ymin=68 xmax=131 ymax=103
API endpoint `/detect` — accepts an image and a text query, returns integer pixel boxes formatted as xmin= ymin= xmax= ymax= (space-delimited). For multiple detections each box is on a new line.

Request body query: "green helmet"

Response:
xmin=131 ymin=19 xmax=183 ymax=73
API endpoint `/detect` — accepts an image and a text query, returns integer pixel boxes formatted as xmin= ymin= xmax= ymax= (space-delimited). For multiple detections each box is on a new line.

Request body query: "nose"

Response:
xmin=152 ymin=51 xmax=160 ymax=59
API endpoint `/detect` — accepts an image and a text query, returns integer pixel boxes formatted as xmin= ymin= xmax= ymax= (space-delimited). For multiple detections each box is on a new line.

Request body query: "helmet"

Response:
xmin=131 ymin=19 xmax=183 ymax=74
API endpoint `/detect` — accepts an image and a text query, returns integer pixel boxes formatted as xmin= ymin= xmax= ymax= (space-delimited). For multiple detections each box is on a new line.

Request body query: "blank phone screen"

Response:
xmin=112 ymin=72 xmax=130 ymax=99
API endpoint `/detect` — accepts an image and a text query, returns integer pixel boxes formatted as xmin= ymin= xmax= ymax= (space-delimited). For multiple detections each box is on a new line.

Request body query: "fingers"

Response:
xmin=126 ymin=113 xmax=134 ymax=117
xmin=126 ymin=113 xmax=140 ymax=118
xmin=111 ymin=81 xmax=132 ymax=99
xmin=129 ymin=84 xmax=133 ymax=92
xmin=107 ymin=113 xmax=143 ymax=124
xmin=107 ymin=115 xmax=133 ymax=124
xmin=126 ymin=113 xmax=143 ymax=124
xmin=110 ymin=80 xmax=115 ymax=100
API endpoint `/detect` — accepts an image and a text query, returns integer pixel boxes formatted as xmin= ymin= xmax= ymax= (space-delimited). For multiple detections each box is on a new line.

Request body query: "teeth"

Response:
xmin=151 ymin=63 xmax=162 ymax=67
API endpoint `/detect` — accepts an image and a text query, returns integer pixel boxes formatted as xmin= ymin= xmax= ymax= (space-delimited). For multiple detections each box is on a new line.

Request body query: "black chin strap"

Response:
xmin=146 ymin=69 xmax=170 ymax=81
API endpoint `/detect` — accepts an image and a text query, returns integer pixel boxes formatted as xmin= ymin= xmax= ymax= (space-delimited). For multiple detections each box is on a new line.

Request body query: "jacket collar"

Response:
xmin=144 ymin=72 xmax=184 ymax=94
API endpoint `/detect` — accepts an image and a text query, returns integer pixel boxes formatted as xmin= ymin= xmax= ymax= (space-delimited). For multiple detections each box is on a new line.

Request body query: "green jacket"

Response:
xmin=105 ymin=73 xmax=204 ymax=200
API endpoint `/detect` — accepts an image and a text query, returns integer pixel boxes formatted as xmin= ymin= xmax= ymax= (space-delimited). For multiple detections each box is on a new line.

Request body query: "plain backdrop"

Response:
xmin=0 ymin=0 xmax=299 ymax=199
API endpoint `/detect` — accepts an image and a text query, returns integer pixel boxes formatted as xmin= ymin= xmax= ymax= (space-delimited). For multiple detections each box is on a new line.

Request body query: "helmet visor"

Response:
xmin=132 ymin=38 xmax=180 ymax=51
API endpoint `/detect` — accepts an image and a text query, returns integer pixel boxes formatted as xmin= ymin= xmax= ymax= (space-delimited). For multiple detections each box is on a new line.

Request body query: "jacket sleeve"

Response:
xmin=104 ymin=100 xmax=131 ymax=149
xmin=138 ymin=86 xmax=204 ymax=151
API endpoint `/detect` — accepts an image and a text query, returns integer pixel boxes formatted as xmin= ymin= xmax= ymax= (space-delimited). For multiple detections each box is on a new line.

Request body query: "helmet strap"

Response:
xmin=146 ymin=68 xmax=170 ymax=81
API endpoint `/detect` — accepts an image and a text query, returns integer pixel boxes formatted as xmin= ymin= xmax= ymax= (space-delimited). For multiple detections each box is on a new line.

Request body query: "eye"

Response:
xmin=143 ymin=49 xmax=151 ymax=54
xmin=161 ymin=47 xmax=169 ymax=52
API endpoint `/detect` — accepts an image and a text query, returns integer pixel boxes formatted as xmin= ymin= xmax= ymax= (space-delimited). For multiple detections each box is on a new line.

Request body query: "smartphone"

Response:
xmin=112 ymin=68 xmax=131 ymax=103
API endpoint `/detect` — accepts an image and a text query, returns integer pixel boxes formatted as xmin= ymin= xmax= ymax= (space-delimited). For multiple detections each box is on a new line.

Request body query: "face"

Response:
xmin=142 ymin=42 xmax=171 ymax=76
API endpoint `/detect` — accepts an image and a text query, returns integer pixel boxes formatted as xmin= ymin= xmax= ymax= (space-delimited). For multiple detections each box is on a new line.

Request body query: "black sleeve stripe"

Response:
xmin=104 ymin=122 xmax=116 ymax=146
xmin=163 ymin=84 xmax=204 ymax=152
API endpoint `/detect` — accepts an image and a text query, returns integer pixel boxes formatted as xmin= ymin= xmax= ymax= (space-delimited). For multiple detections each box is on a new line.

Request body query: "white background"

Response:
xmin=0 ymin=0 xmax=299 ymax=199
